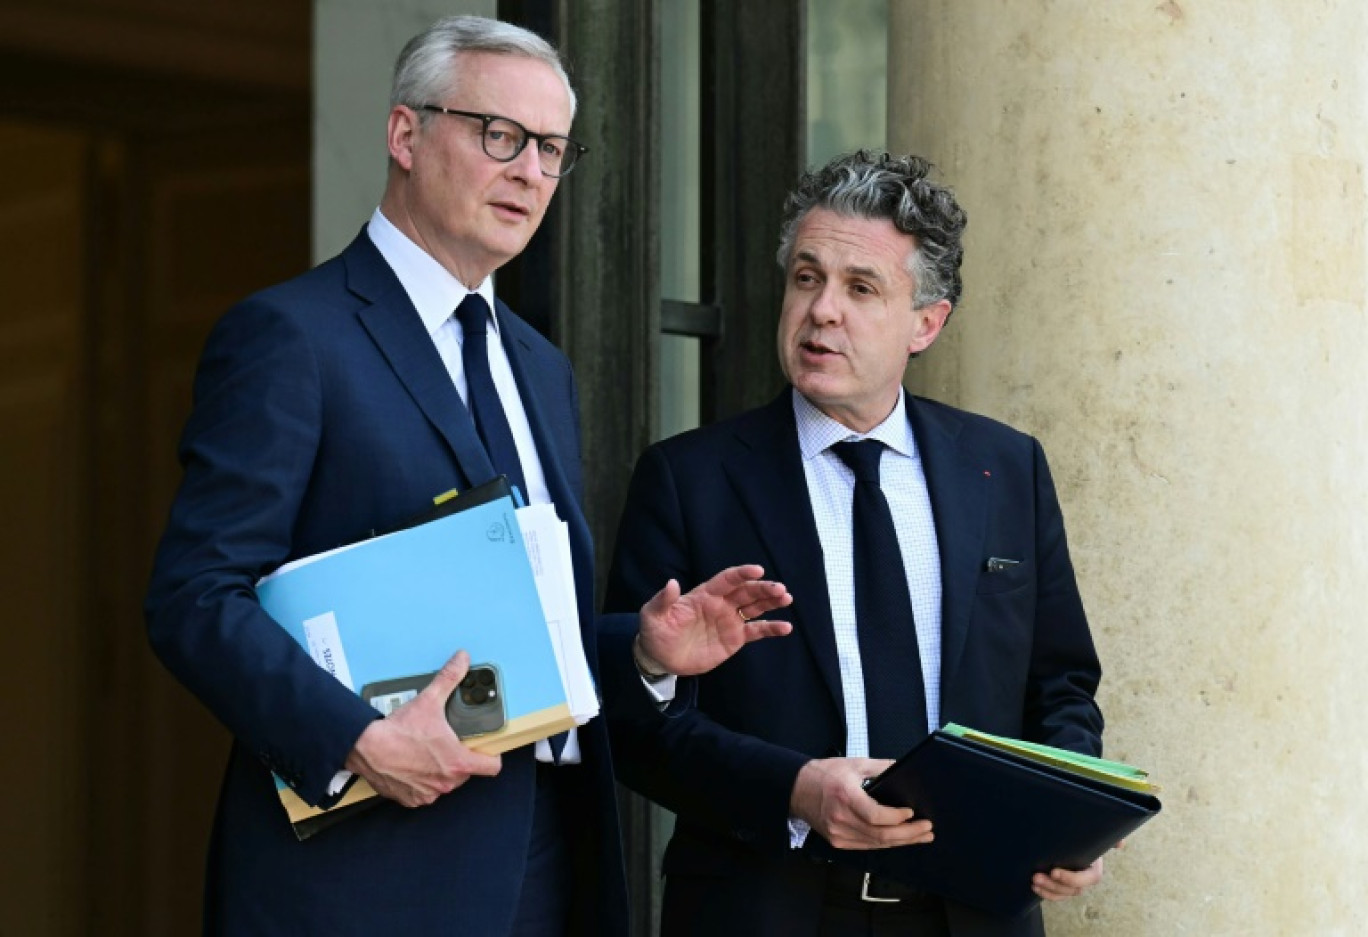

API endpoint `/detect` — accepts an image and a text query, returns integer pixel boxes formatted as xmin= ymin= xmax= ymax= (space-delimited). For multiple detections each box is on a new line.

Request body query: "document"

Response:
xmin=817 ymin=726 xmax=1162 ymax=918
xmin=256 ymin=479 xmax=587 ymax=838
xmin=515 ymin=504 xmax=599 ymax=726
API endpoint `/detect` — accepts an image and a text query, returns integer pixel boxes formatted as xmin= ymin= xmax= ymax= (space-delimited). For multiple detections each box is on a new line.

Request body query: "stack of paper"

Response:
xmin=514 ymin=503 xmax=598 ymax=727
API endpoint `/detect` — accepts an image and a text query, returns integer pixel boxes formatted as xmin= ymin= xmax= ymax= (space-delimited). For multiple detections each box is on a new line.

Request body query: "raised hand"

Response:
xmin=636 ymin=564 xmax=793 ymax=676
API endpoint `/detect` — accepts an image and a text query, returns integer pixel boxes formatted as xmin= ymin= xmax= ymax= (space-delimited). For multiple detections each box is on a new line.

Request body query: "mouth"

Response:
xmin=799 ymin=338 xmax=840 ymax=359
xmin=490 ymin=200 xmax=532 ymax=220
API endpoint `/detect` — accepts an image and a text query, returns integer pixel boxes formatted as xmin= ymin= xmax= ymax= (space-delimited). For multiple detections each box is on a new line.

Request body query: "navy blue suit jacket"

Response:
xmin=601 ymin=390 xmax=1103 ymax=937
xmin=146 ymin=231 xmax=628 ymax=936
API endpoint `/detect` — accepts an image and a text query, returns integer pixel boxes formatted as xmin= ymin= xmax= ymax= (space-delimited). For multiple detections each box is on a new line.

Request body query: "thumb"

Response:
xmin=847 ymin=758 xmax=897 ymax=795
xmin=848 ymin=757 xmax=896 ymax=778
xmin=641 ymin=578 xmax=682 ymax=621
xmin=424 ymin=649 xmax=471 ymax=699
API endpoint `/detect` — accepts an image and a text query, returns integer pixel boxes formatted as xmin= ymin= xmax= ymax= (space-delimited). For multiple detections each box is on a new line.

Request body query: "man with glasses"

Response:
xmin=145 ymin=16 xmax=790 ymax=936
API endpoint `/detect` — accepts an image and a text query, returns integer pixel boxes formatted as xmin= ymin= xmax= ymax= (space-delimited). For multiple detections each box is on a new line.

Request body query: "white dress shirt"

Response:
xmin=789 ymin=387 xmax=942 ymax=845
xmin=366 ymin=208 xmax=579 ymax=764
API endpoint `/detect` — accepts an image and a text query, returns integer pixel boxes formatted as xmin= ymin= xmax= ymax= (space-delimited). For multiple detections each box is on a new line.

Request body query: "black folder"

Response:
xmin=826 ymin=730 xmax=1161 ymax=918
xmin=373 ymin=474 xmax=517 ymax=537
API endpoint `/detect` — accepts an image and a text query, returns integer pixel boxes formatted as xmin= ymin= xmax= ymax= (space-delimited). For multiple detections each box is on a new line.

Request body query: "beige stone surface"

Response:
xmin=889 ymin=2 xmax=1368 ymax=933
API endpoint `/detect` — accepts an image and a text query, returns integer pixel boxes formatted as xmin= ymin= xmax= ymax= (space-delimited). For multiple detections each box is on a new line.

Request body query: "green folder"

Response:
xmin=941 ymin=723 xmax=1159 ymax=794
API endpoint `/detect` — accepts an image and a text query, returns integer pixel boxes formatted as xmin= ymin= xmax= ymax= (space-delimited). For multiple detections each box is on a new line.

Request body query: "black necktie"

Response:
xmin=455 ymin=294 xmax=566 ymax=761
xmin=455 ymin=294 xmax=528 ymax=504
xmin=831 ymin=440 xmax=929 ymax=758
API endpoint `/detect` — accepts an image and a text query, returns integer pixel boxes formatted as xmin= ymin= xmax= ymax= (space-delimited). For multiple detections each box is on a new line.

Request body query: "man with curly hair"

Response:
xmin=602 ymin=151 xmax=1107 ymax=937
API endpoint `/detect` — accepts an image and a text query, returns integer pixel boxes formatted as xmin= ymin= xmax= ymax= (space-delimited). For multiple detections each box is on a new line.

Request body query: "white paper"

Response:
xmin=515 ymin=504 xmax=600 ymax=725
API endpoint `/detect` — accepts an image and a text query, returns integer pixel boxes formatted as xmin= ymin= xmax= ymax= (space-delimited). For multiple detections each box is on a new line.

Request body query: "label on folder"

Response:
xmin=302 ymin=611 xmax=354 ymax=691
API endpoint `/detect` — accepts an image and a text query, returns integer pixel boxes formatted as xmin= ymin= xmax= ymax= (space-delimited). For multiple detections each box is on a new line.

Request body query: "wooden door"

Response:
xmin=0 ymin=113 xmax=309 ymax=936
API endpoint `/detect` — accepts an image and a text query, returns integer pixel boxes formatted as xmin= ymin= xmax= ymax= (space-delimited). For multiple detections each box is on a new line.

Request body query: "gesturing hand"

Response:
xmin=345 ymin=650 xmax=502 ymax=808
xmin=636 ymin=564 xmax=793 ymax=676
xmin=789 ymin=757 xmax=934 ymax=850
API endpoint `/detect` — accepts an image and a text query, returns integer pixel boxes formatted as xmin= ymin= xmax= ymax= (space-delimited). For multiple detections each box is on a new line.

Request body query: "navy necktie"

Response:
xmin=455 ymin=294 xmax=566 ymax=761
xmin=831 ymin=440 xmax=929 ymax=758
xmin=455 ymin=294 xmax=528 ymax=504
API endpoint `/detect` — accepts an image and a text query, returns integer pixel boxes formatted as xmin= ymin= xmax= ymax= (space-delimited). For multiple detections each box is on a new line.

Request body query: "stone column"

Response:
xmin=889 ymin=2 xmax=1368 ymax=933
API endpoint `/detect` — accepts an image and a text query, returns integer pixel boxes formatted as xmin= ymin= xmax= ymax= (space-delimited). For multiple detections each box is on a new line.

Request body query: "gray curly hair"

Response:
xmin=776 ymin=150 xmax=967 ymax=311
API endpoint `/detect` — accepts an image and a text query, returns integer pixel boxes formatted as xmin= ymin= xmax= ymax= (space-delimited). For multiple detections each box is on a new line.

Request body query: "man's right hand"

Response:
xmin=790 ymin=757 xmax=934 ymax=850
xmin=345 ymin=650 xmax=502 ymax=807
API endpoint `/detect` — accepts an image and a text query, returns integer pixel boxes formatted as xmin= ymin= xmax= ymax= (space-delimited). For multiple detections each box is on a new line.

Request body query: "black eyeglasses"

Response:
xmin=416 ymin=106 xmax=588 ymax=178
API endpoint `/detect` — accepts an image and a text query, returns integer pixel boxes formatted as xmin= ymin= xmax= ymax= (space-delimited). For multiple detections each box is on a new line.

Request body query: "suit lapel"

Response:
xmin=342 ymin=233 xmax=495 ymax=490
xmin=723 ymin=392 xmax=847 ymax=723
xmin=909 ymin=397 xmax=991 ymax=699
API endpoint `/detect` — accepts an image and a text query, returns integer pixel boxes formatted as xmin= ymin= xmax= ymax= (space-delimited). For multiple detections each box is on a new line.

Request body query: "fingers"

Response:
xmin=423 ymin=651 xmax=501 ymax=776
xmin=457 ymin=745 xmax=503 ymax=779
xmin=640 ymin=578 xmax=682 ymax=622
xmin=730 ymin=579 xmax=793 ymax=619
xmin=791 ymin=757 xmax=934 ymax=851
xmin=739 ymin=618 xmax=793 ymax=641
xmin=1033 ymin=856 xmax=1104 ymax=901
xmin=425 ymin=649 xmax=472 ymax=698
xmin=696 ymin=565 xmax=792 ymax=609
xmin=833 ymin=808 xmax=933 ymax=850
xmin=701 ymin=564 xmax=767 ymax=593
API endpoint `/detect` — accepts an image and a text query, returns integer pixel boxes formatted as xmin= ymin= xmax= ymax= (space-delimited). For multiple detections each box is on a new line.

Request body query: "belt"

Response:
xmin=823 ymin=865 xmax=941 ymax=911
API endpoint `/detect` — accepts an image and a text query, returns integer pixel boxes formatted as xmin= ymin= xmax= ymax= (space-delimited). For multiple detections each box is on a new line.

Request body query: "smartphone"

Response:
xmin=444 ymin=663 xmax=506 ymax=738
xmin=360 ymin=673 xmax=432 ymax=716
xmin=357 ymin=663 xmax=507 ymax=740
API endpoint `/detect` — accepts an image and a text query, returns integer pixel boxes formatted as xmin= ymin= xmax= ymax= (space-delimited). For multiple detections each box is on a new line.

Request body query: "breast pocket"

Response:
xmin=975 ymin=556 xmax=1032 ymax=596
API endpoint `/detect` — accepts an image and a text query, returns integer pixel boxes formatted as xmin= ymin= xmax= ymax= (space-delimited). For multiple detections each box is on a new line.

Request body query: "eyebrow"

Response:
xmin=794 ymin=249 xmax=886 ymax=283
xmin=845 ymin=264 xmax=883 ymax=282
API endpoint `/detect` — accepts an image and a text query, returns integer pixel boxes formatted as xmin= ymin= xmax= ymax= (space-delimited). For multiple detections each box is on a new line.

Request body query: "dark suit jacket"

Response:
xmin=145 ymin=231 xmax=628 ymax=936
xmin=601 ymin=390 xmax=1103 ymax=937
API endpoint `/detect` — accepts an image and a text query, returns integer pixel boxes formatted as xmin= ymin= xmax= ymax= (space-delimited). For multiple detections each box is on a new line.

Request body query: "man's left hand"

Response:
xmin=1032 ymin=855 xmax=1104 ymax=902
xmin=636 ymin=564 xmax=792 ymax=676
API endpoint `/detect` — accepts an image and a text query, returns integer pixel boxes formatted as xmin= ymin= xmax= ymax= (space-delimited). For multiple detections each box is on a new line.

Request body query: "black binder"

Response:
xmin=823 ymin=730 xmax=1161 ymax=918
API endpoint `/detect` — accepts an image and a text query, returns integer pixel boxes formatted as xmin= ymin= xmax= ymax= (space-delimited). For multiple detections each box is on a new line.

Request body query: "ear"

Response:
xmin=387 ymin=105 xmax=421 ymax=172
xmin=907 ymin=299 xmax=952 ymax=355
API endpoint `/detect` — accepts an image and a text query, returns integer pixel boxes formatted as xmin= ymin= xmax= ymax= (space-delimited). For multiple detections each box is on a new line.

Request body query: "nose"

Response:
xmin=506 ymin=140 xmax=544 ymax=184
xmin=807 ymin=282 xmax=841 ymax=326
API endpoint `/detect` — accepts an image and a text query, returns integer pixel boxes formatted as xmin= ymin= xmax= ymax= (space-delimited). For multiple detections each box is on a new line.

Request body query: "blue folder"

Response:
xmin=256 ymin=482 xmax=575 ymax=835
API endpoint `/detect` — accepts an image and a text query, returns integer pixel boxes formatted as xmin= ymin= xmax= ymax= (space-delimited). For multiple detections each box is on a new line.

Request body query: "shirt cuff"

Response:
xmin=327 ymin=769 xmax=353 ymax=797
xmin=641 ymin=672 xmax=678 ymax=705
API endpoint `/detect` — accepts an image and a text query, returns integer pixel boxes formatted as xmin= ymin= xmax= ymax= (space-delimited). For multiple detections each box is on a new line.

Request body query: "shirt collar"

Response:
xmin=367 ymin=208 xmax=499 ymax=337
xmin=792 ymin=387 xmax=919 ymax=463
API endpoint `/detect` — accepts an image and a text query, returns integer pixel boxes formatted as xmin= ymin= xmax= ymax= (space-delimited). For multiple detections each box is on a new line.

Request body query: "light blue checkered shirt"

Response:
xmin=789 ymin=388 xmax=942 ymax=846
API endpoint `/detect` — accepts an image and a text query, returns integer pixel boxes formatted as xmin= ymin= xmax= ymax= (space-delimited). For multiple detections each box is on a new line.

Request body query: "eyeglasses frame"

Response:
xmin=414 ymin=105 xmax=588 ymax=178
